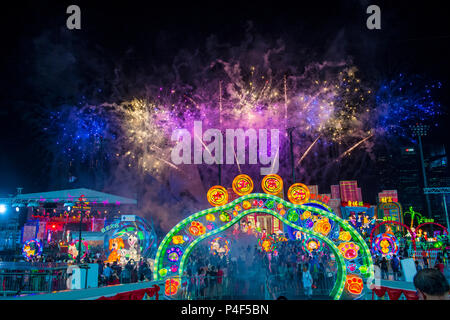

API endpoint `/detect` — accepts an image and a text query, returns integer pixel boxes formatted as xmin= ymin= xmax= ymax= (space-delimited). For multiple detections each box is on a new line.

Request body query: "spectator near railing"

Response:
xmin=0 ymin=266 xmax=70 ymax=296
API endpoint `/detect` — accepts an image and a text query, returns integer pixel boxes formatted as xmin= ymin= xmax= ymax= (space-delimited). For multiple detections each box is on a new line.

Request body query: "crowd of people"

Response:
xmin=373 ymin=248 xmax=448 ymax=281
xmin=1 ymin=230 xmax=449 ymax=300
xmin=179 ymin=234 xmax=337 ymax=299
xmin=98 ymin=258 xmax=153 ymax=286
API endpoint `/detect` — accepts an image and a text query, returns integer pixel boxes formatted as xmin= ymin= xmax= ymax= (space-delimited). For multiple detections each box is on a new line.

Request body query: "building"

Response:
xmin=397 ymin=146 xmax=425 ymax=216
xmin=339 ymin=181 xmax=359 ymax=203
xmin=425 ymin=144 xmax=450 ymax=225
xmin=378 ymin=190 xmax=399 ymax=203
xmin=331 ymin=185 xmax=340 ymax=199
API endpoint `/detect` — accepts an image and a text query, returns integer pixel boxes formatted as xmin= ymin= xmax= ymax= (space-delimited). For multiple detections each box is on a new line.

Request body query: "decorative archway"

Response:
xmin=369 ymin=221 xmax=416 ymax=251
xmin=154 ymin=191 xmax=374 ymax=300
xmin=416 ymin=222 xmax=448 ymax=235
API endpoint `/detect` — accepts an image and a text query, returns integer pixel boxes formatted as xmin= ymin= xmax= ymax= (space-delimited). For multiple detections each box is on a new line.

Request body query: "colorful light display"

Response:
xmin=345 ymin=275 xmax=364 ymax=295
xmin=338 ymin=242 xmax=360 ymax=260
xmin=232 ymin=174 xmax=254 ymax=196
xmin=370 ymin=221 xmax=417 ymax=251
xmin=371 ymin=233 xmax=399 ymax=259
xmin=103 ymin=216 xmax=157 ymax=265
xmin=188 ymin=221 xmax=206 ymax=236
xmin=153 ymin=175 xmax=374 ymax=300
xmin=259 ymin=234 xmax=276 ymax=252
xmin=172 ymin=235 xmax=184 ymax=245
xmin=302 ymin=237 xmax=323 ymax=253
xmin=339 ymin=231 xmax=352 ymax=242
xmin=261 ymin=174 xmax=283 ymax=195
xmin=68 ymin=240 xmax=89 ymax=260
xmin=287 ymin=208 xmax=300 ymax=222
xmin=287 ymin=183 xmax=310 ymax=205
xmin=165 ymin=278 xmax=180 ymax=296
xmin=210 ymin=237 xmax=230 ymax=256
xmin=105 ymin=237 xmax=125 ymax=263
xmin=167 ymin=247 xmax=183 ymax=262
xmin=22 ymin=239 xmax=43 ymax=261
xmin=313 ymin=217 xmax=332 ymax=236
xmin=207 ymin=186 xmax=229 ymax=207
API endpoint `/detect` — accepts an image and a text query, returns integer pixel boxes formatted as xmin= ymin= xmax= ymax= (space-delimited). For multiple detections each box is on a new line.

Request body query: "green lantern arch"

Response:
xmin=154 ymin=187 xmax=374 ymax=300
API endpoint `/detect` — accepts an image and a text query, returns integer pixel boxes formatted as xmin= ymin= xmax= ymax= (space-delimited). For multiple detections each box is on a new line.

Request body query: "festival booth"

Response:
xmin=13 ymin=188 xmax=137 ymax=260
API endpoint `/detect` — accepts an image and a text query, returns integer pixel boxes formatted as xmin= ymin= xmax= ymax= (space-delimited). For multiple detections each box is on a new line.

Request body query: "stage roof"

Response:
xmin=8 ymin=188 xmax=137 ymax=205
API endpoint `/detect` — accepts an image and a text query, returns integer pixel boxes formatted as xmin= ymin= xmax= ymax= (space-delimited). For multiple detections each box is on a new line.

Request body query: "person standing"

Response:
xmin=380 ymin=257 xmax=389 ymax=280
xmin=422 ymin=251 xmax=429 ymax=268
xmin=434 ymin=258 xmax=445 ymax=274
xmin=391 ymin=255 xmax=400 ymax=281
xmin=302 ymin=265 xmax=313 ymax=299
xmin=103 ymin=263 xmax=112 ymax=284
xmin=415 ymin=260 xmax=423 ymax=272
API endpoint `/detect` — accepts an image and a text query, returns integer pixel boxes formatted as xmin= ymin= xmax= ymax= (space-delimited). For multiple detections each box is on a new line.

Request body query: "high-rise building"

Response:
xmin=378 ymin=190 xmax=399 ymax=203
xmin=425 ymin=144 xmax=450 ymax=224
xmin=307 ymin=185 xmax=319 ymax=196
xmin=339 ymin=181 xmax=358 ymax=203
xmin=356 ymin=188 xmax=363 ymax=202
xmin=397 ymin=146 xmax=424 ymax=214
xmin=328 ymin=198 xmax=342 ymax=218
xmin=331 ymin=185 xmax=340 ymax=199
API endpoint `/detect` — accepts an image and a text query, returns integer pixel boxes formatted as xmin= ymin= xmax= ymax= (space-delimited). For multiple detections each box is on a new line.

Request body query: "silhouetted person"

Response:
xmin=413 ymin=268 xmax=449 ymax=300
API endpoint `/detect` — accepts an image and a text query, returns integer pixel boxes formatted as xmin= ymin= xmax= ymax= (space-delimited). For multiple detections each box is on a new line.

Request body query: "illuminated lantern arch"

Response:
xmin=416 ymin=222 xmax=448 ymax=235
xmin=370 ymin=221 xmax=416 ymax=251
xmin=154 ymin=177 xmax=374 ymax=300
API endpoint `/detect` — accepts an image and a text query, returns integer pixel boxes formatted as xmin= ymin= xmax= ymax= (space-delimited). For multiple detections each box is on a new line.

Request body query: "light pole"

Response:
xmin=76 ymin=195 xmax=87 ymax=265
xmin=287 ymin=127 xmax=296 ymax=184
xmin=410 ymin=124 xmax=432 ymax=220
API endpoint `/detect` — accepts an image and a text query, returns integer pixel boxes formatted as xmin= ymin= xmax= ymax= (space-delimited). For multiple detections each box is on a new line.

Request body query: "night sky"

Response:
xmin=1 ymin=0 xmax=449 ymax=197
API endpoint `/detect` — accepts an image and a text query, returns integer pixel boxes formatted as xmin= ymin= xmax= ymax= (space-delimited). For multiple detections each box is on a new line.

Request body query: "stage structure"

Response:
xmin=154 ymin=174 xmax=374 ymax=300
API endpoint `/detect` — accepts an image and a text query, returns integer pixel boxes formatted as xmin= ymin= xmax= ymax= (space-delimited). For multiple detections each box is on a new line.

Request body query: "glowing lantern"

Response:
xmin=172 ymin=235 xmax=184 ymax=245
xmin=345 ymin=275 xmax=364 ymax=295
xmin=167 ymin=247 xmax=183 ymax=262
xmin=287 ymin=209 xmax=299 ymax=222
xmin=242 ymin=201 xmax=251 ymax=210
xmin=159 ymin=268 xmax=168 ymax=277
xmin=301 ymin=211 xmax=311 ymax=220
xmin=261 ymin=174 xmax=283 ymax=195
xmin=338 ymin=231 xmax=352 ymax=242
xmin=232 ymin=174 xmax=254 ymax=196
xmin=219 ymin=212 xmax=231 ymax=222
xmin=338 ymin=242 xmax=360 ymax=260
xmin=313 ymin=218 xmax=332 ymax=236
xmin=207 ymin=186 xmax=229 ymax=207
xmin=189 ymin=221 xmax=206 ymax=236
xmin=165 ymin=278 xmax=180 ymax=296
xmin=287 ymin=183 xmax=310 ymax=205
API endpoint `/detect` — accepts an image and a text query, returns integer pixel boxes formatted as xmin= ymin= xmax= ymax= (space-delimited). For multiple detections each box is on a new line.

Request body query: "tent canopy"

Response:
xmin=11 ymin=188 xmax=137 ymax=205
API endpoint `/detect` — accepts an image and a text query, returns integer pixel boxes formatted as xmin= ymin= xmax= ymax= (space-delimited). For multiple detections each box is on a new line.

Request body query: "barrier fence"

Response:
xmin=0 ymin=267 xmax=69 ymax=296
